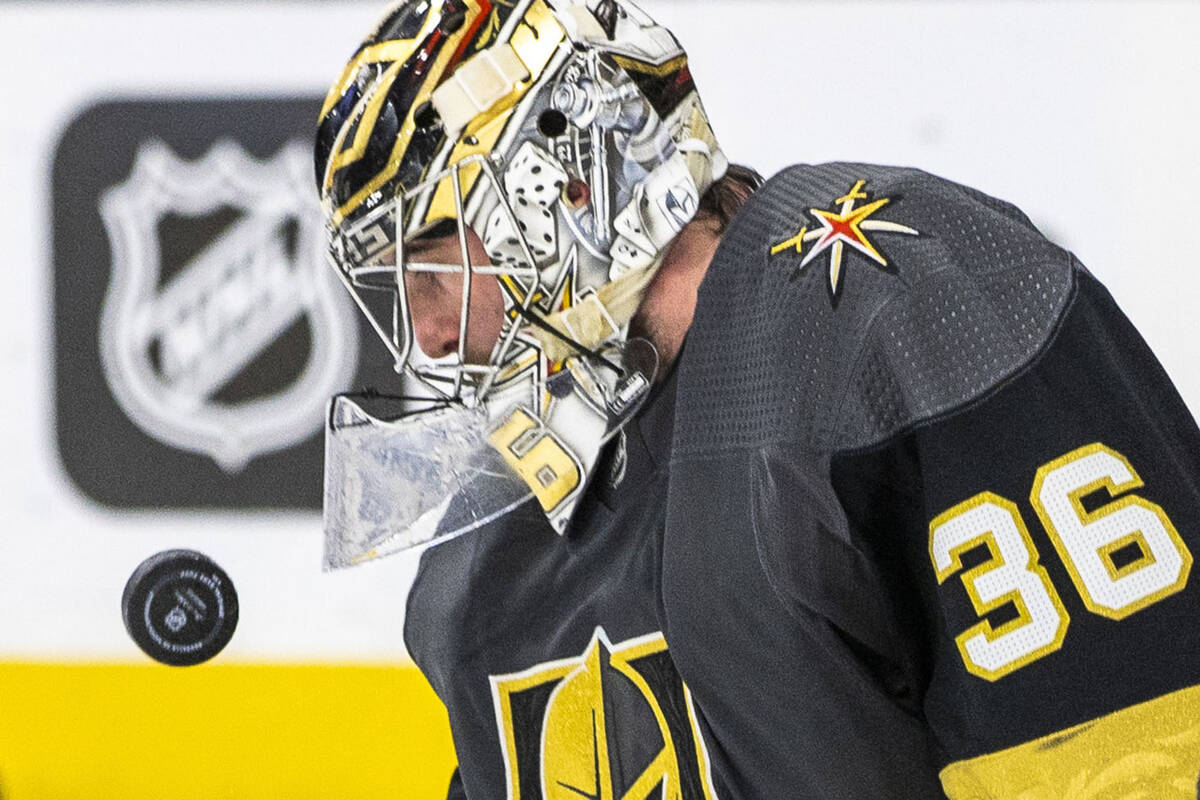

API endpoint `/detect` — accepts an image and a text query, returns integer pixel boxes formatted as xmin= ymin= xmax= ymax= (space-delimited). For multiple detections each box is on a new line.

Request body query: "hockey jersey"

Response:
xmin=404 ymin=365 xmax=720 ymax=800
xmin=662 ymin=163 xmax=1200 ymax=798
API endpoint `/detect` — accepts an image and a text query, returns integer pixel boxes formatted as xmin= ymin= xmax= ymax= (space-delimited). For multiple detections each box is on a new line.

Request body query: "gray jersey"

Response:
xmin=405 ymin=366 xmax=720 ymax=800
xmin=664 ymin=162 xmax=1200 ymax=797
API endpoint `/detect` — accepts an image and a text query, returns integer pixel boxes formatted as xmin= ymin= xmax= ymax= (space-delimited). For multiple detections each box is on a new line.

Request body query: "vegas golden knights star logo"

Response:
xmin=490 ymin=628 xmax=717 ymax=800
xmin=770 ymin=179 xmax=919 ymax=303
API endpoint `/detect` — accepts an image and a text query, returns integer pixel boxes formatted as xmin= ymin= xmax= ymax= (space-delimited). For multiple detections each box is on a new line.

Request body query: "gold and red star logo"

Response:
xmin=770 ymin=180 xmax=919 ymax=301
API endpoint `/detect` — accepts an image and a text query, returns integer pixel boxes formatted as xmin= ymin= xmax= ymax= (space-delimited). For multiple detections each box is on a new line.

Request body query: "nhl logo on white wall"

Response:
xmin=53 ymin=98 xmax=390 ymax=509
xmin=98 ymin=139 xmax=358 ymax=473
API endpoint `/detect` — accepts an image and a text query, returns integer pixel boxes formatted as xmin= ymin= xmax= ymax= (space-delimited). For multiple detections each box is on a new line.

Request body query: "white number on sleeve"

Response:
xmin=930 ymin=493 xmax=1070 ymax=681
xmin=1030 ymin=443 xmax=1193 ymax=620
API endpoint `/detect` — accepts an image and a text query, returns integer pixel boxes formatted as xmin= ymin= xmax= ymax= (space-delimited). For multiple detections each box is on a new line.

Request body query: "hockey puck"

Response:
xmin=121 ymin=550 xmax=239 ymax=666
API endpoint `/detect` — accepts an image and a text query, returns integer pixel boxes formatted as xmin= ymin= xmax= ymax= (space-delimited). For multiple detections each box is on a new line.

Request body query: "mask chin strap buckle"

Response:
xmin=548 ymin=337 xmax=657 ymax=430
xmin=561 ymin=301 xmax=654 ymax=420
xmin=610 ymin=369 xmax=651 ymax=417
xmin=608 ymin=337 xmax=658 ymax=419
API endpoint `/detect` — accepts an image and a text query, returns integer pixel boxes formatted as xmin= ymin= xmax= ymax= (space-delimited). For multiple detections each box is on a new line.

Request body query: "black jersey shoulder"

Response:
xmin=675 ymin=161 xmax=1076 ymax=457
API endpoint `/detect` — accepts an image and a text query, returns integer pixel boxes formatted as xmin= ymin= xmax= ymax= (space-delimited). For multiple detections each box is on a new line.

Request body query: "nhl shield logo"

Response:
xmin=99 ymin=139 xmax=359 ymax=473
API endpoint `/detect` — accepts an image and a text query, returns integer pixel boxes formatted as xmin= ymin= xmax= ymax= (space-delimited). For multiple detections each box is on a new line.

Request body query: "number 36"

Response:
xmin=929 ymin=443 xmax=1193 ymax=681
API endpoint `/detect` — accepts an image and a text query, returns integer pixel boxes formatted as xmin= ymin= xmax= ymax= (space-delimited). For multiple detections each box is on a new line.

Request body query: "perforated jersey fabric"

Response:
xmin=662 ymin=162 xmax=1200 ymax=799
xmin=674 ymin=162 xmax=1074 ymax=454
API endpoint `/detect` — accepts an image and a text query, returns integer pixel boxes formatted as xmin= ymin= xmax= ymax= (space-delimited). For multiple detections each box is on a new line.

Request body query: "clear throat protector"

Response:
xmin=323 ymin=338 xmax=656 ymax=569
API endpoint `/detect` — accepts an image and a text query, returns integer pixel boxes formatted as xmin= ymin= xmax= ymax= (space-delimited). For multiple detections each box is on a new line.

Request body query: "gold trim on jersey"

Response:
xmin=940 ymin=683 xmax=1200 ymax=799
xmin=1030 ymin=442 xmax=1193 ymax=621
xmin=490 ymin=629 xmax=718 ymax=800
xmin=929 ymin=492 xmax=1070 ymax=681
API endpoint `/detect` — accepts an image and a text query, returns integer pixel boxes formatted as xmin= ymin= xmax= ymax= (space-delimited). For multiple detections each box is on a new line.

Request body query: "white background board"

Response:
xmin=1 ymin=0 xmax=1197 ymax=663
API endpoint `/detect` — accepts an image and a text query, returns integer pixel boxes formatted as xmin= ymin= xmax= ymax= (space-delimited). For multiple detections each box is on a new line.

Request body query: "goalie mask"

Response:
xmin=316 ymin=0 xmax=726 ymax=568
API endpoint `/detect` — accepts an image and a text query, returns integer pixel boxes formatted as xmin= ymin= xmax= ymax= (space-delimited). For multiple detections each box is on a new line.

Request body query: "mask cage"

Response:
xmin=325 ymin=153 xmax=557 ymax=408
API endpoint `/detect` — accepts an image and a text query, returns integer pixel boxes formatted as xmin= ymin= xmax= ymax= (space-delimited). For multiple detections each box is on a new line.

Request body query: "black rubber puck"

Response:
xmin=121 ymin=550 xmax=239 ymax=667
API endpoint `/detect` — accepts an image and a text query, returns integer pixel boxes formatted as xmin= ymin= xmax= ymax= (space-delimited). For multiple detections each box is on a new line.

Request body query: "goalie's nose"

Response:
xmin=410 ymin=293 xmax=462 ymax=360
xmin=403 ymin=222 xmax=508 ymax=365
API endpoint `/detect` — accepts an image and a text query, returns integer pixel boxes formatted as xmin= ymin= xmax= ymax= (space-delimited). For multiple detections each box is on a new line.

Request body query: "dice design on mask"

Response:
xmin=483 ymin=141 xmax=569 ymax=269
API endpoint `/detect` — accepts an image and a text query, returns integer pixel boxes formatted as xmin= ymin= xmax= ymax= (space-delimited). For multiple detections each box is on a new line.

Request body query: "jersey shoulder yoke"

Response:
xmin=675 ymin=161 xmax=1077 ymax=456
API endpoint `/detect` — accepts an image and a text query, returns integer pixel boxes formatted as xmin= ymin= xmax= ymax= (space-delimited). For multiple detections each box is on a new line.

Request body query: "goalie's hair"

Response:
xmin=701 ymin=164 xmax=766 ymax=234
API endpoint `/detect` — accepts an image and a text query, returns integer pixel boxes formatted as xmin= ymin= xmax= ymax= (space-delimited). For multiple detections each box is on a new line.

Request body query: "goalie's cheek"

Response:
xmin=406 ymin=271 xmax=465 ymax=360
xmin=403 ymin=224 xmax=506 ymax=364
xmin=404 ymin=269 xmax=507 ymax=364
xmin=463 ymin=273 xmax=507 ymax=365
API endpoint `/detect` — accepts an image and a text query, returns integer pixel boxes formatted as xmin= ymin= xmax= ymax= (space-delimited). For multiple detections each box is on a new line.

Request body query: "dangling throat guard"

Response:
xmin=323 ymin=338 xmax=656 ymax=569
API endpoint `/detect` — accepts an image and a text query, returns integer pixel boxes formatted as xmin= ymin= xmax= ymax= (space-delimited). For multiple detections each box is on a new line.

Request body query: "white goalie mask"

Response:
xmin=315 ymin=0 xmax=726 ymax=567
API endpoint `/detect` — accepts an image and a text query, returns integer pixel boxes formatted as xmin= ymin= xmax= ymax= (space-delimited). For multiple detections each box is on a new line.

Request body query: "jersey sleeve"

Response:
xmin=837 ymin=267 xmax=1200 ymax=796
xmin=664 ymin=162 xmax=1200 ymax=798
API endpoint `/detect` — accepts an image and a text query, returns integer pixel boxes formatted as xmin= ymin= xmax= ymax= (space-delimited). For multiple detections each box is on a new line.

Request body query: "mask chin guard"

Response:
xmin=322 ymin=338 xmax=658 ymax=568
